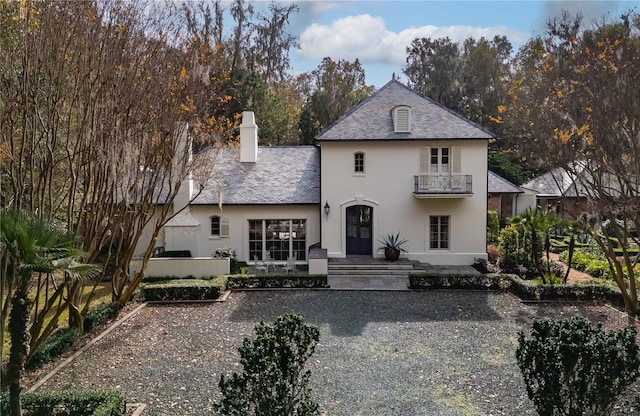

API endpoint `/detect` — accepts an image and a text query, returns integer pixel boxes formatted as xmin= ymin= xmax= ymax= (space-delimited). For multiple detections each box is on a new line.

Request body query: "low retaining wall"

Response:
xmin=129 ymin=257 xmax=230 ymax=279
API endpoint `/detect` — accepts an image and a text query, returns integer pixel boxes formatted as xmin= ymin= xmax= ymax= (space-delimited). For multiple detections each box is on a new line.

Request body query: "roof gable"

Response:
xmin=316 ymin=80 xmax=495 ymax=142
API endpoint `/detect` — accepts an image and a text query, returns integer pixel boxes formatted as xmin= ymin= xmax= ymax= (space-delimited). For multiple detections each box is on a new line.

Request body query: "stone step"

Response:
xmin=328 ymin=269 xmax=411 ymax=276
xmin=328 ymin=264 xmax=415 ymax=270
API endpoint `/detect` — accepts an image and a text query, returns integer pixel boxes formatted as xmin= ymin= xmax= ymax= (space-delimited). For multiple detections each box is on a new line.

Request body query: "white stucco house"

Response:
xmin=136 ymin=80 xmax=496 ymax=272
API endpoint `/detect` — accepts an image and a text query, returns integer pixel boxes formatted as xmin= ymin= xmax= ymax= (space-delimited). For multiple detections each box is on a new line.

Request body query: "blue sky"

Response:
xmin=274 ymin=0 xmax=639 ymax=87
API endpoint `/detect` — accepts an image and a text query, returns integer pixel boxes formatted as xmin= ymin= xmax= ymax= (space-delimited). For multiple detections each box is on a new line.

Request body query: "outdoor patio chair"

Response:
xmin=264 ymin=252 xmax=277 ymax=273
xmin=282 ymin=255 xmax=296 ymax=274
xmin=254 ymin=255 xmax=268 ymax=275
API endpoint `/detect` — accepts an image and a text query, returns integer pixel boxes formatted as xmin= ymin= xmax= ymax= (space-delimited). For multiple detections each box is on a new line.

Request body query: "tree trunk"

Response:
xmin=563 ymin=235 xmax=575 ymax=284
xmin=7 ymin=293 xmax=31 ymax=416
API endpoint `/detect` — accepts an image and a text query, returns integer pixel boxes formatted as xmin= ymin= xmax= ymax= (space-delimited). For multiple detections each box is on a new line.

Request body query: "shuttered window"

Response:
xmin=420 ymin=146 xmax=461 ymax=174
xmin=211 ymin=216 xmax=229 ymax=238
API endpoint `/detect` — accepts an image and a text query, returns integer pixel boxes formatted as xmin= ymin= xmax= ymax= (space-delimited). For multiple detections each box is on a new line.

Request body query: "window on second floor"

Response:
xmin=354 ymin=152 xmax=365 ymax=173
xmin=431 ymin=147 xmax=449 ymax=173
xmin=420 ymin=146 xmax=461 ymax=175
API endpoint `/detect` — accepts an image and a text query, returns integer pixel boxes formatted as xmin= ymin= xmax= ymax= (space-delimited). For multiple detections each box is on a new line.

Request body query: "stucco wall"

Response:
xmin=129 ymin=257 xmax=229 ymax=278
xmin=186 ymin=204 xmax=320 ymax=263
xmin=320 ymin=140 xmax=488 ymax=265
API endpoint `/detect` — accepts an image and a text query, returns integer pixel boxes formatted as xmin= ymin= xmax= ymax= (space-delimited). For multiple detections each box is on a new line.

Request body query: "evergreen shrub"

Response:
xmin=516 ymin=316 xmax=639 ymax=416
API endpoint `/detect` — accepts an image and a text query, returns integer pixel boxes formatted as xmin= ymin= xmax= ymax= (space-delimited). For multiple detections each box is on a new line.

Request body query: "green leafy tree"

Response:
xmin=215 ymin=312 xmax=320 ymax=416
xmin=487 ymin=210 xmax=500 ymax=244
xmin=503 ymin=11 xmax=640 ymax=312
xmin=404 ymin=37 xmax=462 ymax=110
xmin=298 ymin=57 xmax=374 ymax=144
xmin=0 ymin=210 xmax=96 ymax=416
xmin=516 ymin=316 xmax=639 ymax=416
xmin=510 ymin=209 xmax=561 ymax=282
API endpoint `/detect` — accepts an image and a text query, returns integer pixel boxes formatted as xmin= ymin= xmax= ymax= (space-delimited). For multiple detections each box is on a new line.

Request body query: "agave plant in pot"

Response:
xmin=378 ymin=233 xmax=409 ymax=261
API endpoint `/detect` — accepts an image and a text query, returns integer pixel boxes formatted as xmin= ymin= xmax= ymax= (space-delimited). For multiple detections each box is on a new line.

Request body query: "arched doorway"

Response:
xmin=346 ymin=205 xmax=373 ymax=255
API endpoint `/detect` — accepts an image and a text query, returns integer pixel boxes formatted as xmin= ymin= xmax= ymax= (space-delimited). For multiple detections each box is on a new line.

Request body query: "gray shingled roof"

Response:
xmin=190 ymin=146 xmax=319 ymax=205
xmin=521 ymin=167 xmax=588 ymax=197
xmin=316 ymin=80 xmax=495 ymax=141
xmin=488 ymin=171 xmax=523 ymax=194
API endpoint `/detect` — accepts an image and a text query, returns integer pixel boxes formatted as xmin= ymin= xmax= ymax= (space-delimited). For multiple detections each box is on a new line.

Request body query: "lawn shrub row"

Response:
xmin=409 ymin=273 xmax=626 ymax=308
xmin=26 ymin=328 xmax=80 ymax=371
xmin=139 ymin=276 xmax=228 ymax=301
xmin=408 ymin=273 xmax=510 ymax=290
xmin=227 ymin=274 xmax=328 ymax=289
xmin=26 ymin=302 xmax=121 ymax=371
xmin=83 ymin=302 xmax=121 ymax=332
xmin=508 ymin=277 xmax=624 ymax=308
xmin=0 ymin=389 xmax=125 ymax=416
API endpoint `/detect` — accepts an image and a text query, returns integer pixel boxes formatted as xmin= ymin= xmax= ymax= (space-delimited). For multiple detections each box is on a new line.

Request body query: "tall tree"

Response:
xmin=503 ymin=11 xmax=640 ymax=313
xmin=0 ymin=0 xmax=228 ymax=315
xmin=298 ymin=58 xmax=374 ymax=144
xmin=248 ymin=2 xmax=298 ymax=84
xmin=404 ymin=37 xmax=462 ymax=110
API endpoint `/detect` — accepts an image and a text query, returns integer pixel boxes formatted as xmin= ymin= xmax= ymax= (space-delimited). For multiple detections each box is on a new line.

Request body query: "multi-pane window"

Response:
xmin=249 ymin=220 xmax=263 ymax=260
xmin=429 ymin=216 xmax=449 ymax=249
xmin=354 ymin=152 xmax=365 ymax=173
xmin=211 ymin=216 xmax=221 ymax=236
xmin=211 ymin=216 xmax=229 ymax=237
xmin=249 ymin=219 xmax=306 ymax=261
xmin=430 ymin=147 xmax=449 ymax=173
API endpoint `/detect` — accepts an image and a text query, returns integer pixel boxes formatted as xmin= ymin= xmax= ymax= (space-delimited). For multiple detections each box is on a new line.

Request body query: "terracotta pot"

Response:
xmin=384 ymin=248 xmax=401 ymax=261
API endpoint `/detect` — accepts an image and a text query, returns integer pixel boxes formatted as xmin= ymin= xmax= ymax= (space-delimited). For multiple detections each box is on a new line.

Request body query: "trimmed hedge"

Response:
xmin=139 ymin=276 xmax=227 ymax=301
xmin=84 ymin=302 xmax=121 ymax=332
xmin=508 ymin=276 xmax=624 ymax=308
xmin=0 ymin=389 xmax=125 ymax=416
xmin=26 ymin=302 xmax=122 ymax=371
xmin=227 ymin=274 xmax=328 ymax=289
xmin=408 ymin=273 xmax=511 ymax=290
xmin=26 ymin=328 xmax=80 ymax=371
xmin=408 ymin=273 xmax=626 ymax=309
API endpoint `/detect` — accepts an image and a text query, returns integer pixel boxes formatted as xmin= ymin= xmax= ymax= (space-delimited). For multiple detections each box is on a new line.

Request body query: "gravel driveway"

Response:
xmin=31 ymin=290 xmax=639 ymax=415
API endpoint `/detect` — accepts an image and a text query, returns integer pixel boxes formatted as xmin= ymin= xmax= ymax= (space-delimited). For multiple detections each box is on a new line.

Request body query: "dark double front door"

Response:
xmin=346 ymin=205 xmax=373 ymax=255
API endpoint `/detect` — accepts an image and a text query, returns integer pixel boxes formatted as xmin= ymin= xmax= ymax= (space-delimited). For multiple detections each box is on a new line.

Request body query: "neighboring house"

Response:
xmin=139 ymin=80 xmax=496 ymax=267
xmin=521 ymin=167 xmax=591 ymax=217
xmin=488 ymin=170 xmax=535 ymax=222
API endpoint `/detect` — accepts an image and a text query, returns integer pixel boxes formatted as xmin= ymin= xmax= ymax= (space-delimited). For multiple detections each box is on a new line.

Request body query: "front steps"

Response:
xmin=327 ymin=257 xmax=427 ymax=290
xmin=328 ymin=258 xmax=419 ymax=279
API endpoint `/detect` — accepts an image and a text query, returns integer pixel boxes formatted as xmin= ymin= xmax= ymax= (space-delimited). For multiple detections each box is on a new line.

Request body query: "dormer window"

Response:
xmin=392 ymin=106 xmax=412 ymax=133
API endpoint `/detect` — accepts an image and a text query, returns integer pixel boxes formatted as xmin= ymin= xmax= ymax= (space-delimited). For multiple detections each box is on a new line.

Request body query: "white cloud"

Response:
xmin=298 ymin=14 xmax=530 ymax=65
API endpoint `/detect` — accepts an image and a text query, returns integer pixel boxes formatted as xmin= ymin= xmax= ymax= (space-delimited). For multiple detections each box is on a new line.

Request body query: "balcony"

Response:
xmin=413 ymin=174 xmax=473 ymax=198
